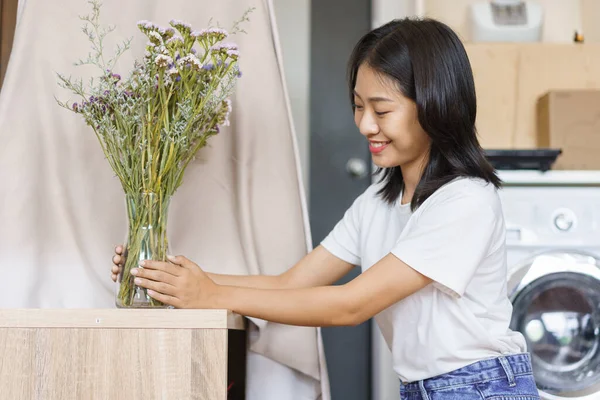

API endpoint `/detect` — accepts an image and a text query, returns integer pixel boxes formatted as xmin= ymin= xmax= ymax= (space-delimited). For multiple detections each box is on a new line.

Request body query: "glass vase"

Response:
xmin=116 ymin=192 xmax=171 ymax=308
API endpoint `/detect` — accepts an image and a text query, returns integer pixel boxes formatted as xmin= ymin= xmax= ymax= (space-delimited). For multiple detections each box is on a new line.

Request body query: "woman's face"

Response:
xmin=353 ymin=64 xmax=431 ymax=170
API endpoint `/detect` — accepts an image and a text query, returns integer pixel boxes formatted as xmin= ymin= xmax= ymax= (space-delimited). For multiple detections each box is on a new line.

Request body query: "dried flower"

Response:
xmin=194 ymin=28 xmax=228 ymax=41
xmin=166 ymin=36 xmax=183 ymax=47
xmin=148 ymin=31 xmax=163 ymax=45
xmin=56 ymin=0 xmax=250 ymax=308
xmin=154 ymin=54 xmax=172 ymax=68
xmin=169 ymin=19 xmax=192 ymax=36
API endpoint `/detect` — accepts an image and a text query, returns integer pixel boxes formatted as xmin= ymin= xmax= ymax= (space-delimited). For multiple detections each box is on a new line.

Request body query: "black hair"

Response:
xmin=347 ymin=18 xmax=501 ymax=211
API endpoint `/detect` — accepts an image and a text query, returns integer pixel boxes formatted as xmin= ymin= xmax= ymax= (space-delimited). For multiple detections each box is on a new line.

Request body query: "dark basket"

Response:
xmin=484 ymin=149 xmax=562 ymax=172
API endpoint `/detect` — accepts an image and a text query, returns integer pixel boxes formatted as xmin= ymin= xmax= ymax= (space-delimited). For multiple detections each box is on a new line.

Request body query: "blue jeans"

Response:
xmin=400 ymin=353 xmax=540 ymax=399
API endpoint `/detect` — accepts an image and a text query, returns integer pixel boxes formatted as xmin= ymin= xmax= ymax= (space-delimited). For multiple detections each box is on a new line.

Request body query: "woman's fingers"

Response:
xmin=139 ymin=260 xmax=182 ymax=276
xmin=131 ymin=268 xmax=177 ymax=285
xmin=134 ymin=277 xmax=177 ymax=296
xmin=147 ymin=290 xmax=181 ymax=308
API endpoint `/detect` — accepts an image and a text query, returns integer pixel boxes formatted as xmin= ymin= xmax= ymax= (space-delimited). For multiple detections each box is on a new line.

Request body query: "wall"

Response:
xmin=272 ymin=0 xmax=311 ymax=194
xmin=371 ymin=0 xmax=600 ymax=150
xmin=376 ymin=0 xmax=600 ymax=43
xmin=466 ymin=42 xmax=600 ymax=148
xmin=425 ymin=0 xmax=583 ymax=43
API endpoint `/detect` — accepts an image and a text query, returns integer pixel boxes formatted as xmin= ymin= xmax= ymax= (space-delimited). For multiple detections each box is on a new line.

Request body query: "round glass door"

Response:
xmin=509 ymin=253 xmax=600 ymax=395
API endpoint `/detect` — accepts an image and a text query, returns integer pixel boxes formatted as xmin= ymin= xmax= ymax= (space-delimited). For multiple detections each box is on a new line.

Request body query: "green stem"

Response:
xmin=117 ymin=193 xmax=170 ymax=308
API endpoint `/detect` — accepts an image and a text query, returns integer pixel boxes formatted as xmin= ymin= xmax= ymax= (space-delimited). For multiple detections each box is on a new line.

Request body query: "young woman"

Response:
xmin=112 ymin=18 xmax=540 ymax=399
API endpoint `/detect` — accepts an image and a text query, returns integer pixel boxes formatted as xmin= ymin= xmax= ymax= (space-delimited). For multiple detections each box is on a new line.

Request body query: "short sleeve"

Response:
xmin=320 ymin=191 xmax=368 ymax=266
xmin=391 ymin=190 xmax=499 ymax=297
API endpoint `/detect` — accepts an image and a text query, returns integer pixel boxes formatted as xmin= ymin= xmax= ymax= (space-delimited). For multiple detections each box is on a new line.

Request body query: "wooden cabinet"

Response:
xmin=0 ymin=309 xmax=247 ymax=400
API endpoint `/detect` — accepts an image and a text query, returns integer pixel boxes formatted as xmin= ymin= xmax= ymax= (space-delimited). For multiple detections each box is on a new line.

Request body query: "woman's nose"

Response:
xmin=357 ymin=113 xmax=379 ymax=137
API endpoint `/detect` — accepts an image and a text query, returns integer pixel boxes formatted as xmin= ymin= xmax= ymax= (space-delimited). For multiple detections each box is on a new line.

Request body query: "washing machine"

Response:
xmin=498 ymin=170 xmax=600 ymax=400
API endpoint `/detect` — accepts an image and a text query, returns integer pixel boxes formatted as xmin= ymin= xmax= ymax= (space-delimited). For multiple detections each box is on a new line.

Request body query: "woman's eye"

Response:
xmin=353 ymin=104 xmax=364 ymax=111
xmin=375 ymin=111 xmax=390 ymax=116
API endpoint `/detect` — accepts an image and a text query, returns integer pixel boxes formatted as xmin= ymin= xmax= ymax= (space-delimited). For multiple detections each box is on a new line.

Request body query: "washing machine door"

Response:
xmin=508 ymin=252 xmax=600 ymax=398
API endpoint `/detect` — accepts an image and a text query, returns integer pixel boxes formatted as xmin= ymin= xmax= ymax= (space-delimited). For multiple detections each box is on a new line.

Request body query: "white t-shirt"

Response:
xmin=320 ymin=177 xmax=526 ymax=383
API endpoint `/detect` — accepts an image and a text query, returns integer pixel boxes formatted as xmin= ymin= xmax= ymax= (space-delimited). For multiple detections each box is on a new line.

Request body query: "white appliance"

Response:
xmin=500 ymin=170 xmax=600 ymax=400
xmin=470 ymin=0 xmax=543 ymax=42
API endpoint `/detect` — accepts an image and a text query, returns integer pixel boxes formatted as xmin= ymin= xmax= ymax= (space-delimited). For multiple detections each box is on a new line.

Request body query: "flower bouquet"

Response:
xmin=57 ymin=1 xmax=247 ymax=307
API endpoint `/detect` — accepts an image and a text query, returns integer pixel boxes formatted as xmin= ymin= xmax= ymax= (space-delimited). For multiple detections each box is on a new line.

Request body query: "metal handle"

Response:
xmin=346 ymin=158 xmax=369 ymax=179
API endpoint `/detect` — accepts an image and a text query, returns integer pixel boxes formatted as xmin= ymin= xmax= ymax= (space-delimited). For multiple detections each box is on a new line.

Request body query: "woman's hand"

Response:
xmin=130 ymin=255 xmax=219 ymax=309
xmin=111 ymin=245 xmax=123 ymax=282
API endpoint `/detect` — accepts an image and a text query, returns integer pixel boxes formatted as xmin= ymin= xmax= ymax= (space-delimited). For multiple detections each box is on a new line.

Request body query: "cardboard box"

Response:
xmin=537 ymin=90 xmax=600 ymax=169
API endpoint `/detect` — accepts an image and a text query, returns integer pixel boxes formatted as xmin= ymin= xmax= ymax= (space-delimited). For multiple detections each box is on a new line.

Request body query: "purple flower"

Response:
xmin=202 ymin=63 xmax=215 ymax=71
xmin=215 ymin=125 xmax=220 ymax=134
xmin=104 ymin=90 xmax=110 ymax=95
xmin=112 ymin=73 xmax=121 ymax=81
xmin=72 ymin=102 xmax=78 ymax=111
xmin=237 ymin=69 xmax=243 ymax=78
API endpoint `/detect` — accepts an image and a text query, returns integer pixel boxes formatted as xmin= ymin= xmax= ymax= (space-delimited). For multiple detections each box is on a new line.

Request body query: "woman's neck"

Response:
xmin=400 ymin=153 xmax=429 ymax=205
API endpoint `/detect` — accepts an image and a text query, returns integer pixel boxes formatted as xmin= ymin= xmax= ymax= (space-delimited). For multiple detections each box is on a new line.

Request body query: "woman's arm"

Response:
xmin=211 ymin=253 xmax=432 ymax=326
xmin=133 ymin=252 xmax=432 ymax=327
xmin=115 ymin=245 xmax=354 ymax=290
xmin=206 ymin=245 xmax=354 ymax=289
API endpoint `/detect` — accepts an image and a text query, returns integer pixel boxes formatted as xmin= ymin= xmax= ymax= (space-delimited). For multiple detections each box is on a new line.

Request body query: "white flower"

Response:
xmin=167 ymin=67 xmax=179 ymax=77
xmin=195 ymin=28 xmax=229 ymax=39
xmin=137 ymin=20 xmax=156 ymax=31
xmin=169 ymin=19 xmax=192 ymax=32
xmin=211 ymin=42 xmax=238 ymax=52
xmin=166 ymin=36 xmax=183 ymax=46
xmin=149 ymin=31 xmax=163 ymax=44
xmin=154 ymin=54 xmax=173 ymax=68
xmin=177 ymin=54 xmax=202 ymax=70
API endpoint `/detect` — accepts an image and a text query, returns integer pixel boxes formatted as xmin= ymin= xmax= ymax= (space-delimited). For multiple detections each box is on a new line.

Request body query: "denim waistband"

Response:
xmin=401 ymin=353 xmax=533 ymax=392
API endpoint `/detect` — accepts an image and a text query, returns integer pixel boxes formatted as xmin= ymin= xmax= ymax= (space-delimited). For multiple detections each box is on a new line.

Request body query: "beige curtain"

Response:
xmin=0 ymin=0 xmax=330 ymax=398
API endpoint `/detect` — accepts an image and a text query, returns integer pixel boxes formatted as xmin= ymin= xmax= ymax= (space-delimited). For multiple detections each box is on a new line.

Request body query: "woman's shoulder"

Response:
xmin=419 ymin=177 xmax=501 ymax=214
xmin=348 ymin=181 xmax=398 ymax=216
